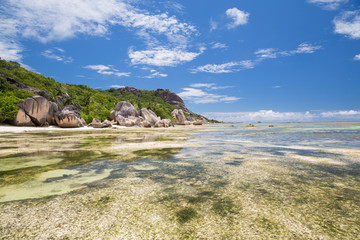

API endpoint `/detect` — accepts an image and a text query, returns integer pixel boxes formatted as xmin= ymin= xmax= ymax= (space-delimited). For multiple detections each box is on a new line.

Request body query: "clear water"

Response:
xmin=0 ymin=123 xmax=359 ymax=239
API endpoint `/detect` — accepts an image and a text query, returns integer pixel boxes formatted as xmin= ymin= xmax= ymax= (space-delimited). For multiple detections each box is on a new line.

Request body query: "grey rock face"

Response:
xmin=171 ymin=109 xmax=186 ymax=125
xmin=140 ymin=108 xmax=160 ymax=125
xmin=115 ymin=101 xmax=139 ymax=118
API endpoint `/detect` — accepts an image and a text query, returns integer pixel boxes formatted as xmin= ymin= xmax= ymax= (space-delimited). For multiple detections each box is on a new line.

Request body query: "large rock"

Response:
xmin=13 ymin=109 xmax=35 ymax=126
xmin=172 ymin=109 xmax=186 ymax=125
xmin=154 ymin=119 xmax=173 ymax=128
xmin=140 ymin=108 xmax=160 ymax=125
xmin=193 ymin=120 xmax=203 ymax=125
xmin=114 ymin=101 xmax=139 ymax=118
xmin=155 ymin=89 xmax=191 ymax=114
xmin=91 ymin=118 xmax=112 ymax=128
xmin=5 ymin=76 xmax=50 ymax=99
xmin=15 ymin=96 xmax=58 ymax=126
xmin=55 ymin=109 xmax=86 ymax=128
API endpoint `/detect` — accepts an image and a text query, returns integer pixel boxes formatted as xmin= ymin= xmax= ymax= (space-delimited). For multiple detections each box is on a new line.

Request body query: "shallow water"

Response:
xmin=0 ymin=123 xmax=359 ymax=239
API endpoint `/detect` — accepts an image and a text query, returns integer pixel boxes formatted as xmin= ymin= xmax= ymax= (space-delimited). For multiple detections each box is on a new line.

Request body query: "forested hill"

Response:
xmin=0 ymin=59 xmax=209 ymax=123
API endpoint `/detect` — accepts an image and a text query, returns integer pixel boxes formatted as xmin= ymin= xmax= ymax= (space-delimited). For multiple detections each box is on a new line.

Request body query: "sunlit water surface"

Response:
xmin=0 ymin=123 xmax=359 ymax=239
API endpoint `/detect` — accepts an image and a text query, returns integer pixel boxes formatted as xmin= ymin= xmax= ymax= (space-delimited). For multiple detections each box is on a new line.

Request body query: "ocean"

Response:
xmin=0 ymin=123 xmax=359 ymax=239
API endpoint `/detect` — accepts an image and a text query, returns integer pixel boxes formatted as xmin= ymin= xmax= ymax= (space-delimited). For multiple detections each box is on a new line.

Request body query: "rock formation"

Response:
xmin=14 ymin=96 xmax=58 ymax=126
xmin=91 ymin=118 xmax=112 ymax=128
xmin=55 ymin=106 xmax=86 ymax=128
xmin=172 ymin=109 xmax=186 ymax=125
xmin=140 ymin=108 xmax=160 ymax=125
xmin=5 ymin=75 xmax=50 ymax=100
xmin=155 ymin=89 xmax=191 ymax=114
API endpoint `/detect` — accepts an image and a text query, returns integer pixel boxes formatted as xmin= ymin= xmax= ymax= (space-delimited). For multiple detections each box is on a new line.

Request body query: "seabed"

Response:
xmin=0 ymin=123 xmax=359 ymax=239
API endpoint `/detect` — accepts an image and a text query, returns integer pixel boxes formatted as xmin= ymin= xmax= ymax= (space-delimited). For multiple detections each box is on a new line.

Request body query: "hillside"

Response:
xmin=0 ymin=59 xmax=210 ymax=124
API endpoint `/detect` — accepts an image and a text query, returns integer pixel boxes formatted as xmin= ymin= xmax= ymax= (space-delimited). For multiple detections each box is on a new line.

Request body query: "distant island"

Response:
xmin=0 ymin=59 xmax=219 ymax=128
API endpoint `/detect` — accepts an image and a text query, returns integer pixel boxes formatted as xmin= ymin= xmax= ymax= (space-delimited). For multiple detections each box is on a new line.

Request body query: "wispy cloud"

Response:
xmin=212 ymin=42 xmax=228 ymax=49
xmin=333 ymin=10 xmax=360 ymax=39
xmin=178 ymin=88 xmax=241 ymax=104
xmin=354 ymin=54 xmax=360 ymax=60
xmin=272 ymin=85 xmax=282 ymax=89
xmin=178 ymin=83 xmax=239 ymax=104
xmin=41 ymin=48 xmax=73 ymax=63
xmin=141 ymin=69 xmax=168 ymax=78
xmin=194 ymin=43 xmax=321 ymax=74
xmin=190 ymin=83 xmax=233 ymax=90
xmin=203 ymin=110 xmax=360 ymax=122
xmin=84 ymin=65 xmax=130 ymax=77
xmin=209 ymin=19 xmax=218 ymax=32
xmin=192 ymin=60 xmax=256 ymax=74
xmin=129 ymin=47 xmax=205 ymax=67
xmin=226 ymin=8 xmax=250 ymax=29
xmin=0 ymin=0 xmax=197 ymax=62
xmin=0 ymin=40 xmax=22 ymax=61
xmin=110 ymin=85 xmax=125 ymax=88
xmin=307 ymin=0 xmax=348 ymax=10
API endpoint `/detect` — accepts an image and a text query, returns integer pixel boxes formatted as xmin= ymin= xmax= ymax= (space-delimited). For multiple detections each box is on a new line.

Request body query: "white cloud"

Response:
xmin=178 ymin=87 xmax=241 ymax=104
xmin=354 ymin=54 xmax=360 ymax=60
xmin=84 ymin=64 xmax=130 ymax=77
xmin=320 ymin=110 xmax=360 ymax=117
xmin=194 ymin=43 xmax=321 ymax=74
xmin=41 ymin=48 xmax=73 ymax=63
xmin=291 ymin=43 xmax=322 ymax=54
xmin=272 ymin=85 xmax=282 ymax=89
xmin=212 ymin=42 xmax=228 ymax=49
xmin=192 ymin=60 xmax=256 ymax=74
xmin=190 ymin=83 xmax=216 ymax=88
xmin=255 ymin=48 xmax=277 ymax=59
xmin=0 ymin=0 xmax=197 ymax=61
xmin=203 ymin=110 xmax=360 ymax=122
xmin=308 ymin=0 xmax=348 ymax=10
xmin=0 ymin=40 xmax=22 ymax=61
xmin=129 ymin=47 xmax=204 ymax=66
xmin=333 ymin=10 xmax=360 ymax=39
xmin=190 ymin=83 xmax=233 ymax=90
xmin=225 ymin=8 xmax=250 ymax=29
xmin=110 ymin=85 xmax=125 ymax=88
xmin=210 ymin=19 xmax=218 ymax=32
xmin=141 ymin=69 xmax=168 ymax=78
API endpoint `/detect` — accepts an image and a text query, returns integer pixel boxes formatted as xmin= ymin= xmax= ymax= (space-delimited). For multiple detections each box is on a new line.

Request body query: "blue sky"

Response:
xmin=1 ymin=0 xmax=359 ymax=122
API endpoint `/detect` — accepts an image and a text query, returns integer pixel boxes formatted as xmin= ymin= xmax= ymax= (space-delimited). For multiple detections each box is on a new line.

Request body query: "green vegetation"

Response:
xmin=0 ymin=59 xmax=200 ymax=123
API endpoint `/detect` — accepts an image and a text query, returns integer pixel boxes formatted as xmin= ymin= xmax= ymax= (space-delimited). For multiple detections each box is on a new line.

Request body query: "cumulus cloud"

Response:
xmin=333 ymin=10 xmax=360 ymax=39
xmin=194 ymin=43 xmax=321 ymax=74
xmin=354 ymin=54 xmax=360 ymax=60
xmin=307 ymin=0 xmax=348 ymax=10
xmin=84 ymin=64 xmax=130 ymax=77
xmin=0 ymin=0 xmax=197 ymax=61
xmin=178 ymin=87 xmax=241 ymax=104
xmin=203 ymin=110 xmax=360 ymax=122
xmin=41 ymin=48 xmax=73 ymax=63
xmin=225 ymin=8 xmax=250 ymax=29
xmin=212 ymin=42 xmax=228 ymax=49
xmin=129 ymin=47 xmax=204 ymax=67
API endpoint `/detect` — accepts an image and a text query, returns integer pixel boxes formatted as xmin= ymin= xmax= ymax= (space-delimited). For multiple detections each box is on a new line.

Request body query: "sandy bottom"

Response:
xmin=0 ymin=123 xmax=359 ymax=239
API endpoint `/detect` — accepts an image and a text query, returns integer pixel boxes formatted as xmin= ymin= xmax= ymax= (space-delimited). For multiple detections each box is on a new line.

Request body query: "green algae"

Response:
xmin=133 ymin=147 xmax=183 ymax=160
xmin=176 ymin=207 xmax=198 ymax=224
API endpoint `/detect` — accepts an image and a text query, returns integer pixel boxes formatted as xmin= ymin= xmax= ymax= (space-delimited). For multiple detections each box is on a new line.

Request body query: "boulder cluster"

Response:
xmin=13 ymin=96 xmax=207 ymax=128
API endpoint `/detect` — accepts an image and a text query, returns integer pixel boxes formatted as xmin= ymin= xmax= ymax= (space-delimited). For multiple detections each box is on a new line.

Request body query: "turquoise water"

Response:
xmin=0 ymin=123 xmax=359 ymax=239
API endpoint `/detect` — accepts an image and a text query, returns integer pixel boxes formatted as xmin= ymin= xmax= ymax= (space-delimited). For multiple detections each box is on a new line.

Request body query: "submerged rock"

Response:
xmin=246 ymin=124 xmax=255 ymax=127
